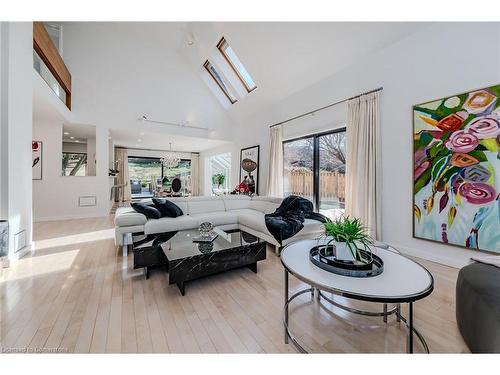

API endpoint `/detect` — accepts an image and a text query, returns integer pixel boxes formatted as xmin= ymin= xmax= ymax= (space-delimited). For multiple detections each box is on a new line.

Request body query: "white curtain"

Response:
xmin=190 ymin=153 xmax=200 ymax=196
xmin=345 ymin=91 xmax=381 ymax=239
xmin=114 ymin=148 xmax=131 ymax=201
xmin=267 ymin=125 xmax=284 ymax=197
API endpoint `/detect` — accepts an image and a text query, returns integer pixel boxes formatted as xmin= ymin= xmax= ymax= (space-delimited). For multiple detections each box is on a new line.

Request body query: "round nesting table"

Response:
xmin=281 ymin=239 xmax=434 ymax=353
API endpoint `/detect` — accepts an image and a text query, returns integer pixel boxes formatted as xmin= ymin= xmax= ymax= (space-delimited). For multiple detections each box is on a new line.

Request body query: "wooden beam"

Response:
xmin=33 ymin=22 xmax=72 ymax=107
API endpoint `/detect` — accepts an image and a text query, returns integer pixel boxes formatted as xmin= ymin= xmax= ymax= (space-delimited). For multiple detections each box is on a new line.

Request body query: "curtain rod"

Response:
xmin=269 ymin=87 xmax=383 ymax=128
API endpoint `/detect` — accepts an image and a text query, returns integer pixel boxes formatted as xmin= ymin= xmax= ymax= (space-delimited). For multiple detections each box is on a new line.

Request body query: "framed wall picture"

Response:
xmin=413 ymin=84 xmax=500 ymax=254
xmin=32 ymin=141 xmax=43 ymax=180
xmin=240 ymin=145 xmax=260 ymax=195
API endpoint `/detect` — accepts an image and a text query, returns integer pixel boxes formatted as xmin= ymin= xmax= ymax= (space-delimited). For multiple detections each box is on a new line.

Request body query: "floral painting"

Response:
xmin=413 ymin=85 xmax=500 ymax=253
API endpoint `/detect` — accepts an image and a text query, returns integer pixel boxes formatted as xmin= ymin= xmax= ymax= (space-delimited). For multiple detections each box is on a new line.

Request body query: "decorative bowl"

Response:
xmin=199 ymin=222 xmax=214 ymax=237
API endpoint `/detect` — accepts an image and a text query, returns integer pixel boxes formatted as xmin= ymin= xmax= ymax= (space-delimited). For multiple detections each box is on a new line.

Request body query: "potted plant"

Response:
xmin=322 ymin=216 xmax=373 ymax=267
xmin=212 ymin=173 xmax=226 ymax=188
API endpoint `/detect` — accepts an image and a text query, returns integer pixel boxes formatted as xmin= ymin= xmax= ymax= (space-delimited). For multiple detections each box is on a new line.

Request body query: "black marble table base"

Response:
xmin=131 ymin=232 xmax=172 ymax=279
xmin=168 ymin=241 xmax=266 ymax=296
xmin=175 ymin=261 xmax=259 ymax=296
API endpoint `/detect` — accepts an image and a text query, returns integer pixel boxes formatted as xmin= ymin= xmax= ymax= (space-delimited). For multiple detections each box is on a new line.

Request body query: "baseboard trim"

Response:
xmin=34 ymin=212 xmax=109 ymax=222
xmin=7 ymin=244 xmax=32 ymax=263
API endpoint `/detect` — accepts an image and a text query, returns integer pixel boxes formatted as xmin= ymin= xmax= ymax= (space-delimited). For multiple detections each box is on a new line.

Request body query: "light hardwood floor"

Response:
xmin=0 ymin=215 xmax=469 ymax=353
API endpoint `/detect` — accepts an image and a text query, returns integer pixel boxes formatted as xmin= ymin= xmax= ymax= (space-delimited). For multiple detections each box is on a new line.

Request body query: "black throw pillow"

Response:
xmin=152 ymin=198 xmax=184 ymax=218
xmin=131 ymin=202 xmax=162 ymax=219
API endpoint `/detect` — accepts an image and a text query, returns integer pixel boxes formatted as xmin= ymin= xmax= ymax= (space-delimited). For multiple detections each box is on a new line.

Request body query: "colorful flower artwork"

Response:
xmin=413 ymin=84 xmax=500 ymax=253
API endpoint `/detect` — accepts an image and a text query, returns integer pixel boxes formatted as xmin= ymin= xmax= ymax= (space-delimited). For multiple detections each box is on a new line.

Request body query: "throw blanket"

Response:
xmin=265 ymin=195 xmax=327 ymax=245
xmin=470 ymin=254 xmax=500 ymax=268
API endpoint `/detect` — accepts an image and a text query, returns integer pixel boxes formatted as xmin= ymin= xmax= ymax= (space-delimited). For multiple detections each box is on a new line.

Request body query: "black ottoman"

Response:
xmin=456 ymin=262 xmax=500 ymax=353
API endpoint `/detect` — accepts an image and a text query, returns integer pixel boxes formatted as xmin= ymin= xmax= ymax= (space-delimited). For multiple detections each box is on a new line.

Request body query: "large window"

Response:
xmin=33 ymin=50 xmax=67 ymax=105
xmin=128 ymin=157 xmax=192 ymax=198
xmin=318 ymin=131 xmax=346 ymax=219
xmin=163 ymin=160 xmax=192 ymax=195
xmin=283 ymin=128 xmax=346 ymax=219
xmin=209 ymin=152 xmax=232 ymax=195
xmin=128 ymin=157 xmax=163 ymax=198
xmin=217 ymin=37 xmax=257 ymax=93
xmin=33 ymin=22 xmax=71 ymax=109
xmin=283 ymin=137 xmax=314 ymax=202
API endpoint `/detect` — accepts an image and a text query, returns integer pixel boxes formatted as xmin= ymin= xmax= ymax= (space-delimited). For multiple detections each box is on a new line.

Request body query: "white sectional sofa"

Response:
xmin=114 ymin=195 xmax=324 ymax=255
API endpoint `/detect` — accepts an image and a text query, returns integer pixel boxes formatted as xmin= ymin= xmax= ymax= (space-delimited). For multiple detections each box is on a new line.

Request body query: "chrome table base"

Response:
xmin=283 ymin=270 xmax=430 ymax=354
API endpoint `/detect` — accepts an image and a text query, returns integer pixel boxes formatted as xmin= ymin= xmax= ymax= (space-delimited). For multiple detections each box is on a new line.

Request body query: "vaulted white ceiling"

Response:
xmin=182 ymin=22 xmax=433 ymax=122
xmin=59 ymin=22 xmax=432 ymax=151
xmin=61 ymin=22 xmax=234 ymax=152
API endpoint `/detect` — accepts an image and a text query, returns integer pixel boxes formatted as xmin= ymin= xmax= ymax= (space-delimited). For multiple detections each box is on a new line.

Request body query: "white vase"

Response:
xmin=332 ymin=241 xmax=355 ymax=262
xmin=321 ymin=238 xmax=355 ymax=262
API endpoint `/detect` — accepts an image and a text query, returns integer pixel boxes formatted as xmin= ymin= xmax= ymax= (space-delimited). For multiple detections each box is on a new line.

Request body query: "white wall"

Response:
xmin=108 ymin=137 xmax=115 ymax=170
xmin=0 ymin=22 xmax=33 ymax=260
xmin=225 ymin=23 xmax=500 ymax=268
xmin=32 ymin=120 xmax=111 ymax=221
xmin=0 ymin=23 xmax=7 ymax=226
xmin=63 ymin=141 xmax=87 ymax=153
xmin=86 ymin=135 xmax=96 ymax=176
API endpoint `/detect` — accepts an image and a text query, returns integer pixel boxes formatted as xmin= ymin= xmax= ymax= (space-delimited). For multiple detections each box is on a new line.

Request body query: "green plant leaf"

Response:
xmin=322 ymin=216 xmax=373 ymax=264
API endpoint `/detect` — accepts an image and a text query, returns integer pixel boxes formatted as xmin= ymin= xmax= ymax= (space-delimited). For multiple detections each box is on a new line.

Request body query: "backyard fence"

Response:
xmin=284 ymin=170 xmax=345 ymax=202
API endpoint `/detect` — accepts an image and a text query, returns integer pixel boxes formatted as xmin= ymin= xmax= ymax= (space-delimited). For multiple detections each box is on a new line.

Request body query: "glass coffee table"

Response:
xmin=134 ymin=228 xmax=267 ymax=295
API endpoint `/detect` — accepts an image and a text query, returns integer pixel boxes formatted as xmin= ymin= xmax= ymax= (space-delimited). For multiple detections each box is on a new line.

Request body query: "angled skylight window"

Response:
xmin=204 ymin=60 xmax=238 ymax=104
xmin=217 ymin=37 xmax=257 ymax=93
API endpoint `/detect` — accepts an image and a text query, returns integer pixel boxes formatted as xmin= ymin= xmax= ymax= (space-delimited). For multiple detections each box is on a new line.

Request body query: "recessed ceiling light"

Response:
xmin=70 ymin=136 xmax=75 ymax=139
xmin=74 ymin=140 xmax=79 ymax=143
xmin=64 ymin=132 xmax=69 ymax=135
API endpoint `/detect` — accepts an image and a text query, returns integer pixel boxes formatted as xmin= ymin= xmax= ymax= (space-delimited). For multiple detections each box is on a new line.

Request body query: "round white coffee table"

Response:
xmin=281 ymin=239 xmax=434 ymax=353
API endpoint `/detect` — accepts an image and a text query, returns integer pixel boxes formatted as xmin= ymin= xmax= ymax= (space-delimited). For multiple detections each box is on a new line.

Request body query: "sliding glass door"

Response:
xmin=127 ymin=157 xmax=193 ymax=198
xmin=283 ymin=136 xmax=314 ymax=202
xmin=318 ymin=131 xmax=346 ymax=219
xmin=163 ymin=159 xmax=192 ymax=195
xmin=128 ymin=157 xmax=163 ymax=198
xmin=283 ymin=128 xmax=346 ymax=219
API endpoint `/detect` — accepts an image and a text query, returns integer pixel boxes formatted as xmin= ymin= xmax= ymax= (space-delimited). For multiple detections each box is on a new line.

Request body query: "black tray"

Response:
xmin=309 ymin=245 xmax=384 ymax=278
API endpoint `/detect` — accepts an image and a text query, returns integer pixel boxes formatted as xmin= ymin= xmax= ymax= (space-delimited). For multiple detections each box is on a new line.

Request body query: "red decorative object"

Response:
xmin=232 ymin=182 xmax=251 ymax=195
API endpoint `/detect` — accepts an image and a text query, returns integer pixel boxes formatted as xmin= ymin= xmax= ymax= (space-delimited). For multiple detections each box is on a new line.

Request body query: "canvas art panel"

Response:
xmin=413 ymin=84 xmax=500 ymax=253
xmin=240 ymin=145 xmax=260 ymax=194
xmin=32 ymin=141 xmax=42 ymax=180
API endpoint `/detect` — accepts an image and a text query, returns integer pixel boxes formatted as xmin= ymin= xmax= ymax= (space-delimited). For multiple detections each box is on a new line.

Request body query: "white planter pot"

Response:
xmin=333 ymin=241 xmax=355 ymax=262
xmin=320 ymin=238 xmax=355 ymax=261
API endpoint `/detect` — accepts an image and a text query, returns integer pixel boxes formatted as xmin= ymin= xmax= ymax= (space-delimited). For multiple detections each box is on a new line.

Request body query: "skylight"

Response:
xmin=217 ymin=37 xmax=257 ymax=93
xmin=204 ymin=60 xmax=238 ymax=104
